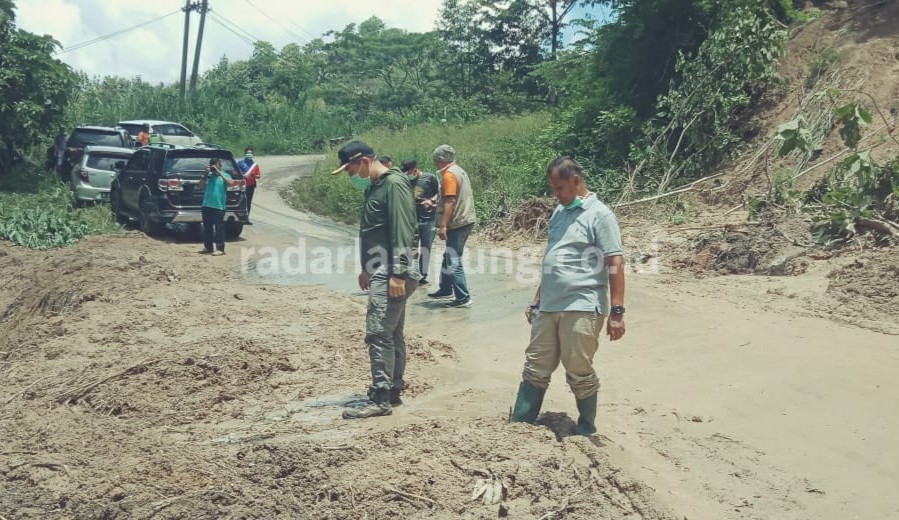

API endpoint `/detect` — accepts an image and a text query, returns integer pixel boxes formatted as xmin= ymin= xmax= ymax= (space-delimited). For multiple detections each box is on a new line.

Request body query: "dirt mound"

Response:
xmin=672 ymin=216 xmax=813 ymax=275
xmin=824 ymin=248 xmax=899 ymax=331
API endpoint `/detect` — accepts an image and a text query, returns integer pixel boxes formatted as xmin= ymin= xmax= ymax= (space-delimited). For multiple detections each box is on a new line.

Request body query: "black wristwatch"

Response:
xmin=610 ymin=305 xmax=626 ymax=316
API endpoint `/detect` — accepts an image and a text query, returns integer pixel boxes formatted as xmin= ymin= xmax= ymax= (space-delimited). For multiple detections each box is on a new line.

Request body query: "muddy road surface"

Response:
xmin=1 ymin=155 xmax=897 ymax=519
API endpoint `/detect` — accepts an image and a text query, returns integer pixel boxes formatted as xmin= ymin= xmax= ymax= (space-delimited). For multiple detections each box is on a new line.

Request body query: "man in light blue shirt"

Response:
xmin=510 ymin=156 xmax=626 ymax=436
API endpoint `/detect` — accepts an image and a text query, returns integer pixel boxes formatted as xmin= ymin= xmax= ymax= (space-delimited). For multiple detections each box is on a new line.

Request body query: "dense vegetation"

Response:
xmin=7 ymin=0 xmax=887 ymax=248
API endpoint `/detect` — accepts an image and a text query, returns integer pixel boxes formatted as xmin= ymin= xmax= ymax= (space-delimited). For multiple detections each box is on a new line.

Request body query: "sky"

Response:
xmin=15 ymin=0 xmax=608 ymax=83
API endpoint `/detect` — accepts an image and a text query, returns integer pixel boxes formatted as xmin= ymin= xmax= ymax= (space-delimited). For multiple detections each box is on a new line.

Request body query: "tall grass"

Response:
xmin=0 ymin=159 xmax=121 ymax=250
xmin=287 ymin=112 xmax=557 ymax=225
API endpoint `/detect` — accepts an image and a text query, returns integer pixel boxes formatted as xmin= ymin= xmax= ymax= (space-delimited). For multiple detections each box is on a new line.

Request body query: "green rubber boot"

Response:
xmin=575 ymin=393 xmax=598 ymax=436
xmin=510 ymin=381 xmax=546 ymax=424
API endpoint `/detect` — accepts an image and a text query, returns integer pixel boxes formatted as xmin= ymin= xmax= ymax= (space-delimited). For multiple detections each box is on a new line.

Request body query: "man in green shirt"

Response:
xmin=331 ymin=141 xmax=419 ymax=419
xmin=197 ymin=157 xmax=237 ymax=256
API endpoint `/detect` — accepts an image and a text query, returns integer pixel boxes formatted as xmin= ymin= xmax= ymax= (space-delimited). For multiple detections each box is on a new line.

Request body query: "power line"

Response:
xmin=285 ymin=18 xmax=319 ymax=42
xmin=209 ymin=12 xmax=256 ymax=47
xmin=209 ymin=10 xmax=262 ymax=45
xmin=241 ymin=0 xmax=308 ymax=44
xmin=62 ymin=10 xmax=181 ymax=54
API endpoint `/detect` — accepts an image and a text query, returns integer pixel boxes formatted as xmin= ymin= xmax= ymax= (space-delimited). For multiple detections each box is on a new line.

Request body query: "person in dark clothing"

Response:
xmin=401 ymin=158 xmax=440 ymax=285
xmin=331 ymin=141 xmax=419 ymax=419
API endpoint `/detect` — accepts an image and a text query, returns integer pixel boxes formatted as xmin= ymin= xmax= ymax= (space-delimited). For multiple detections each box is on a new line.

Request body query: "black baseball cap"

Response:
xmin=331 ymin=140 xmax=375 ymax=175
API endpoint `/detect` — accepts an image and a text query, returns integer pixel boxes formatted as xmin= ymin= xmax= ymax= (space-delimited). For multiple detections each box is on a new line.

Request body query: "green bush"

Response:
xmin=287 ymin=113 xmax=558 ymax=224
xmin=0 ymin=166 xmax=121 ymax=249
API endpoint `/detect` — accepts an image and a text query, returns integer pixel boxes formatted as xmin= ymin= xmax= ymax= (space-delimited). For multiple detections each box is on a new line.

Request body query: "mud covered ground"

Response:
xmin=0 ymin=235 xmax=674 ymax=519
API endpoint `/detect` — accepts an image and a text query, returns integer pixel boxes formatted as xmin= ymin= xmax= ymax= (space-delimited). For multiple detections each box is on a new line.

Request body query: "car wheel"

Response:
xmin=224 ymin=221 xmax=244 ymax=240
xmin=111 ymin=188 xmax=129 ymax=224
xmin=139 ymin=200 xmax=164 ymax=236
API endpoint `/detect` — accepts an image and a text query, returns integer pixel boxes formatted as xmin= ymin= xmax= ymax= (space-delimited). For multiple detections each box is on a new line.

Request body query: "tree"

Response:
xmin=0 ymin=0 xmax=77 ymax=174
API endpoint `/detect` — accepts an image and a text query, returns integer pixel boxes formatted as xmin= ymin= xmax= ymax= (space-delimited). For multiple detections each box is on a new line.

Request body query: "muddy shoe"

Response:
xmin=342 ymin=401 xmax=392 ymax=419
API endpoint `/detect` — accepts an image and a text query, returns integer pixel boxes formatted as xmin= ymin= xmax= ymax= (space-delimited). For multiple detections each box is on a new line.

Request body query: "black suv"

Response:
xmin=110 ymin=144 xmax=248 ymax=238
xmin=63 ymin=126 xmax=133 ymax=181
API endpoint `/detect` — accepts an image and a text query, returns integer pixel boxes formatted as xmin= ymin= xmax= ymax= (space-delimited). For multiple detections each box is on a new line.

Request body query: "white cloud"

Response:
xmin=15 ymin=0 xmax=444 ymax=81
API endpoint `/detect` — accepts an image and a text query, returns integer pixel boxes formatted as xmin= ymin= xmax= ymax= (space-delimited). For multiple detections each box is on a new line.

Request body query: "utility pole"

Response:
xmin=179 ymin=0 xmax=194 ymax=101
xmin=189 ymin=0 xmax=209 ymax=94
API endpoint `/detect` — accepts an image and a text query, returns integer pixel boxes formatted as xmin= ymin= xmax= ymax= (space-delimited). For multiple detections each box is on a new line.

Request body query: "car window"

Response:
xmin=172 ymin=124 xmax=193 ymax=137
xmin=155 ymin=124 xmax=179 ymax=136
xmin=119 ymin=124 xmax=142 ymax=136
xmin=86 ymin=153 xmax=132 ymax=171
xmin=67 ymin=130 xmax=124 ymax=148
xmin=126 ymin=151 xmax=149 ymax=171
xmin=163 ymin=156 xmax=238 ymax=176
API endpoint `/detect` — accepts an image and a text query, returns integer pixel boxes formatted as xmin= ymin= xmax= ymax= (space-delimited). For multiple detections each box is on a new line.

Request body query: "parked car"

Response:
xmin=63 ymin=126 xmax=132 ymax=181
xmin=118 ymin=120 xmax=204 ymax=147
xmin=70 ymin=146 xmax=135 ymax=205
xmin=110 ymin=144 xmax=247 ymax=238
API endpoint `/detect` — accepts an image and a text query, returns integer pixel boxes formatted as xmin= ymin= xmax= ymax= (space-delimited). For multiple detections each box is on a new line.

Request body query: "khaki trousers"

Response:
xmin=522 ymin=311 xmax=604 ymax=399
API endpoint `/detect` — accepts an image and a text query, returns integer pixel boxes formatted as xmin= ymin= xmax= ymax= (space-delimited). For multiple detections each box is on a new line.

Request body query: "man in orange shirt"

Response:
xmin=428 ymin=144 xmax=477 ymax=308
xmin=137 ymin=123 xmax=151 ymax=146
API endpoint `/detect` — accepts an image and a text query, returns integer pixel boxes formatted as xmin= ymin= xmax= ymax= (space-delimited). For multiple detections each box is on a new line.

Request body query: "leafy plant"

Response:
xmin=833 ymin=103 xmax=872 ymax=150
xmin=0 ymin=165 xmax=120 ymax=249
xmin=778 ymin=97 xmax=899 ymax=242
xmin=776 ymin=117 xmax=815 ymax=156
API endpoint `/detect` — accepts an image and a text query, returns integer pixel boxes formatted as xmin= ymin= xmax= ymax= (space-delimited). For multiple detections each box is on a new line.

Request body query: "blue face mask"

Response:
xmin=564 ymin=197 xmax=583 ymax=210
xmin=350 ymin=175 xmax=371 ymax=191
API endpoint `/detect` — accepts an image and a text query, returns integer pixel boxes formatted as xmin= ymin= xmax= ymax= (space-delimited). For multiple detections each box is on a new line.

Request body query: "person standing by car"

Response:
xmin=509 ymin=156 xmax=626 ymax=436
xmin=53 ymin=128 xmax=67 ymax=171
xmin=138 ymin=123 xmax=151 ymax=147
xmin=237 ymin=147 xmax=262 ymax=223
xmin=198 ymin=157 xmax=237 ymax=256
xmin=330 ymin=140 xmax=418 ymax=419
xmin=401 ymin=159 xmax=440 ymax=285
xmin=428 ymin=144 xmax=477 ymax=308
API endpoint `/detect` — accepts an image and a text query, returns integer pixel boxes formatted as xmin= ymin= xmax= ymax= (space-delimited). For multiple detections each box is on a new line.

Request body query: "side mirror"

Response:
xmin=114 ymin=161 xmax=126 ymax=171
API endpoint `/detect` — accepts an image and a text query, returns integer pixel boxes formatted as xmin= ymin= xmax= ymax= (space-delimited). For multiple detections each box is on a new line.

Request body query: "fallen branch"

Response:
xmin=856 ymin=217 xmax=899 ymax=237
xmin=384 ymin=487 xmax=444 ymax=509
xmin=793 ymin=122 xmax=890 ymax=181
xmin=5 ymin=375 xmax=55 ymax=404
xmin=57 ymin=358 xmax=166 ymax=404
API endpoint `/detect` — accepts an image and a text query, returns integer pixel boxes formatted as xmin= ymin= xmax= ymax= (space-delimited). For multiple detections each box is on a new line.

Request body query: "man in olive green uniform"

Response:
xmin=331 ymin=141 xmax=419 ymax=419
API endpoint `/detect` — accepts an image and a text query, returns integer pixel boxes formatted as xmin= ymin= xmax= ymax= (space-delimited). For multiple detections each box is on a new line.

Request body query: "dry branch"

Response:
xmin=5 ymin=375 xmax=55 ymax=404
xmin=57 ymin=358 xmax=167 ymax=404
xmin=856 ymin=218 xmax=899 ymax=237
xmin=384 ymin=487 xmax=445 ymax=509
